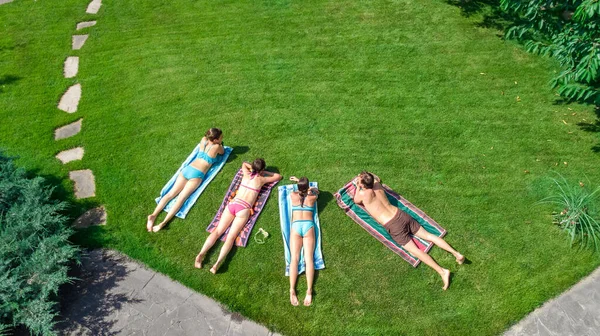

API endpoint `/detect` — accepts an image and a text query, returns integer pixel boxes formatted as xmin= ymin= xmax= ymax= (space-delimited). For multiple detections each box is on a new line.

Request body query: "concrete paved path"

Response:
xmin=59 ymin=249 xmax=280 ymax=336
xmin=504 ymin=267 xmax=600 ymax=336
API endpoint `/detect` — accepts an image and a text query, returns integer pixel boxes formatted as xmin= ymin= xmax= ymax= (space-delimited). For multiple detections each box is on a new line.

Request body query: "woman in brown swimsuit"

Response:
xmin=354 ymin=171 xmax=465 ymax=290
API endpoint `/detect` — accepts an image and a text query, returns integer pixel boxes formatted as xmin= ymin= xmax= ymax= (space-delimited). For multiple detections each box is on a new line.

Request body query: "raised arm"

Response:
xmin=242 ymin=161 xmax=252 ymax=177
xmin=261 ymin=171 xmax=282 ymax=184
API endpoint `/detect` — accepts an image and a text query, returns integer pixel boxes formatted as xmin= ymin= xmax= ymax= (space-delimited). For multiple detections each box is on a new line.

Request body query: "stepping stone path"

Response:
xmin=56 ymin=147 xmax=84 ymax=164
xmin=63 ymin=56 xmax=79 ymax=78
xmin=58 ymin=249 xmax=280 ymax=336
xmin=58 ymin=83 xmax=81 ymax=113
xmin=69 ymin=169 xmax=95 ymax=199
xmin=76 ymin=21 xmax=96 ymax=30
xmin=74 ymin=206 xmax=107 ymax=228
xmin=55 ymin=119 xmax=82 ymax=140
xmin=0 ymin=0 xmax=13 ymax=5
xmin=86 ymin=0 xmax=101 ymax=14
xmin=72 ymin=34 xmax=88 ymax=50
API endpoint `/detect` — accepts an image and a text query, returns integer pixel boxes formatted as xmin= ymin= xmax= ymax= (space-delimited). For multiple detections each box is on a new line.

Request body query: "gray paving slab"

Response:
xmin=76 ymin=21 xmax=97 ymax=30
xmin=69 ymin=169 xmax=95 ymax=199
xmin=56 ymin=147 xmax=84 ymax=164
xmin=55 ymin=119 xmax=82 ymax=140
xmin=74 ymin=206 xmax=106 ymax=228
xmin=86 ymin=0 xmax=101 ymax=14
xmin=58 ymin=249 xmax=281 ymax=336
xmin=64 ymin=56 xmax=79 ymax=78
xmin=58 ymin=83 xmax=81 ymax=113
xmin=72 ymin=34 xmax=88 ymax=50
xmin=505 ymin=267 xmax=600 ymax=336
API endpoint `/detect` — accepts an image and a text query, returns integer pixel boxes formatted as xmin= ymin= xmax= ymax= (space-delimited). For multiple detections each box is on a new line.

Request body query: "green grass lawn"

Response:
xmin=2 ymin=0 xmax=600 ymax=335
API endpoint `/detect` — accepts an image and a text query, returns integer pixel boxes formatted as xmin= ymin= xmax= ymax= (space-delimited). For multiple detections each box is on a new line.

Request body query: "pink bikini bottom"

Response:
xmin=227 ymin=199 xmax=251 ymax=216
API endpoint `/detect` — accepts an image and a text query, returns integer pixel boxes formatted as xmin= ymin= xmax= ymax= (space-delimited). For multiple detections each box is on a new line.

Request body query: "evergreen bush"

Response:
xmin=0 ymin=153 xmax=79 ymax=336
xmin=501 ymin=0 xmax=600 ymax=105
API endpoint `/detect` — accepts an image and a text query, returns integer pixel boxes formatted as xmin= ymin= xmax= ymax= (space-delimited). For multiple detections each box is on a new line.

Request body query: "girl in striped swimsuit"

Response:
xmin=195 ymin=158 xmax=282 ymax=274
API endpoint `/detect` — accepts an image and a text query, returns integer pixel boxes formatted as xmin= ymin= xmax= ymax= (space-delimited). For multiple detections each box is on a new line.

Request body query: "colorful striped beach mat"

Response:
xmin=155 ymin=145 xmax=233 ymax=219
xmin=334 ymin=178 xmax=446 ymax=267
xmin=278 ymin=183 xmax=325 ymax=276
xmin=206 ymin=168 xmax=279 ymax=247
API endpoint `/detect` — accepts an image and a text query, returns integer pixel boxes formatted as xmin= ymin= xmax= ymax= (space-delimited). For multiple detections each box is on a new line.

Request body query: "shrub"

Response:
xmin=500 ymin=0 xmax=600 ymax=105
xmin=541 ymin=175 xmax=600 ymax=253
xmin=0 ymin=153 xmax=79 ymax=335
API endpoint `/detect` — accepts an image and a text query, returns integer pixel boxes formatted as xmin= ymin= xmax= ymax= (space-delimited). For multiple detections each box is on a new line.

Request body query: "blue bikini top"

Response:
xmin=291 ymin=203 xmax=315 ymax=213
xmin=197 ymin=140 xmax=218 ymax=165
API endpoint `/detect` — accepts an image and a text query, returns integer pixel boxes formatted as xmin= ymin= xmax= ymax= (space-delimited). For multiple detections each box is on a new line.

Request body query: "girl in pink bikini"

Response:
xmin=194 ymin=158 xmax=282 ymax=274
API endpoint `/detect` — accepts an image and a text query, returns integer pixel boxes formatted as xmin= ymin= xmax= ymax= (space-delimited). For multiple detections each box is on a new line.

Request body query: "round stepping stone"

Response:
xmin=86 ymin=0 xmax=102 ymax=14
xmin=55 ymin=119 xmax=83 ymax=140
xmin=64 ymin=56 xmax=79 ymax=78
xmin=58 ymin=83 xmax=81 ymax=113
xmin=72 ymin=35 xmax=88 ymax=50
xmin=69 ymin=169 xmax=95 ymax=199
xmin=56 ymin=147 xmax=84 ymax=164
xmin=74 ymin=206 xmax=106 ymax=228
xmin=76 ymin=21 xmax=97 ymax=30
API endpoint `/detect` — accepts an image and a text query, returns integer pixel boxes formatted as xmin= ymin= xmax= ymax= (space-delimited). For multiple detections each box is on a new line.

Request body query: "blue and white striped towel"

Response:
xmin=278 ymin=182 xmax=325 ymax=276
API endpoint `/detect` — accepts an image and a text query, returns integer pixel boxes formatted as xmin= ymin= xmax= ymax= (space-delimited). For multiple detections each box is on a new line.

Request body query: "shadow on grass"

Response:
xmin=227 ymin=145 xmax=250 ymax=162
xmin=577 ymin=106 xmax=600 ymax=153
xmin=444 ymin=0 xmax=514 ymax=31
xmin=56 ymin=249 xmax=142 ymax=335
xmin=0 ymin=74 xmax=21 ymax=93
xmin=316 ymin=190 xmax=334 ymax=214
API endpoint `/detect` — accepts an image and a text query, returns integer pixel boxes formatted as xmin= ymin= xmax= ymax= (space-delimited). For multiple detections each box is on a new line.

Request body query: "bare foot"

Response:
xmin=290 ymin=289 xmax=299 ymax=306
xmin=210 ymin=261 xmax=221 ymax=274
xmin=194 ymin=254 xmax=204 ymax=269
xmin=441 ymin=269 xmax=451 ymax=290
xmin=456 ymin=253 xmax=466 ymax=265
xmin=146 ymin=215 xmax=156 ymax=232
xmin=152 ymin=223 xmax=166 ymax=232
xmin=303 ymin=290 xmax=312 ymax=306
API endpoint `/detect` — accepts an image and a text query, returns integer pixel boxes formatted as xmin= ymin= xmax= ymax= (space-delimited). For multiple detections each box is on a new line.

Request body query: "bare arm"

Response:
xmin=242 ymin=162 xmax=252 ymax=177
xmin=261 ymin=171 xmax=282 ymax=184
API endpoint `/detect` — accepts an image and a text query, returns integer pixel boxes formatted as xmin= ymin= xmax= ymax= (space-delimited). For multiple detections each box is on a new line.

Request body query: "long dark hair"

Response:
xmin=205 ymin=128 xmax=222 ymax=142
xmin=251 ymin=158 xmax=266 ymax=173
xmin=298 ymin=177 xmax=309 ymax=207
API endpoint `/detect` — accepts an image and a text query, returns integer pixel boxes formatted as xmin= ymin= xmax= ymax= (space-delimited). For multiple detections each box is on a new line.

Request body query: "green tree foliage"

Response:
xmin=0 ymin=154 xmax=79 ymax=336
xmin=501 ymin=0 xmax=600 ymax=104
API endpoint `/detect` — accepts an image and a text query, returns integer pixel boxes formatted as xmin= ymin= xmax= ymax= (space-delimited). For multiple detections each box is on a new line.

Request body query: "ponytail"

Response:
xmin=297 ymin=177 xmax=309 ymax=207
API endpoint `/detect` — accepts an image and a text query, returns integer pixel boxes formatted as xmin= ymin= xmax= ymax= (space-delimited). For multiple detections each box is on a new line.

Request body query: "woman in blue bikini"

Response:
xmin=194 ymin=158 xmax=282 ymax=274
xmin=147 ymin=128 xmax=224 ymax=232
xmin=288 ymin=176 xmax=318 ymax=306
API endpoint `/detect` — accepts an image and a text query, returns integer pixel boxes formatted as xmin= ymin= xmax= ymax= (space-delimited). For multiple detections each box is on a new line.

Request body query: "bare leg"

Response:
xmin=403 ymin=240 xmax=451 ymax=290
xmin=153 ymin=178 xmax=202 ymax=232
xmin=289 ymin=230 xmax=303 ymax=306
xmin=210 ymin=210 xmax=250 ymax=274
xmin=195 ymin=207 xmax=236 ymax=268
xmin=414 ymin=227 xmax=465 ymax=264
xmin=303 ymin=228 xmax=315 ymax=306
xmin=148 ymin=174 xmax=188 ymax=232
